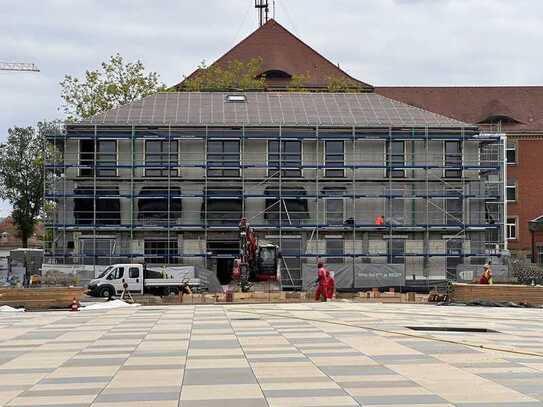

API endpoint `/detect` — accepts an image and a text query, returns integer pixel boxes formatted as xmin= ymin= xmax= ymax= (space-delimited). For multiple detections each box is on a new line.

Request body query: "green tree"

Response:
xmin=60 ymin=53 xmax=165 ymax=120
xmin=0 ymin=122 xmax=60 ymax=247
xmin=182 ymin=58 xmax=266 ymax=91
xmin=288 ymin=72 xmax=312 ymax=92
xmin=326 ymin=75 xmax=362 ymax=93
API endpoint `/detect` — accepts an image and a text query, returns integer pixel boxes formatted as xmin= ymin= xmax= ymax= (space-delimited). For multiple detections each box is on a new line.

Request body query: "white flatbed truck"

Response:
xmin=87 ymin=263 xmax=202 ymax=297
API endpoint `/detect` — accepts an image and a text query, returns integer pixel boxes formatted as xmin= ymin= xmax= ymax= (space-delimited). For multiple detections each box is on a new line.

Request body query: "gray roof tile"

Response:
xmin=78 ymin=92 xmax=473 ymax=128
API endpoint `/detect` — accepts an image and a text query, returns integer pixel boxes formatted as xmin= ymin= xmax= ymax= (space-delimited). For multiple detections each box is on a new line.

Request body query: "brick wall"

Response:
xmin=507 ymin=137 xmax=543 ymax=255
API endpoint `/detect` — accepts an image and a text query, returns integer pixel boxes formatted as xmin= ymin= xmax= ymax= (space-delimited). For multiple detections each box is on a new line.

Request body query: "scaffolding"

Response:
xmin=44 ymin=124 xmax=505 ymax=290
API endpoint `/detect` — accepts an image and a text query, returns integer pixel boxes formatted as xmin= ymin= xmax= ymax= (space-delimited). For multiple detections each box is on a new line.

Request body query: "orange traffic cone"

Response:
xmin=70 ymin=297 xmax=80 ymax=312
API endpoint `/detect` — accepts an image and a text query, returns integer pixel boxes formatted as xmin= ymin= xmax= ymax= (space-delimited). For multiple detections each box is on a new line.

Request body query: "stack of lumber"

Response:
xmin=0 ymin=288 xmax=86 ymax=310
xmin=451 ymin=283 xmax=543 ymax=305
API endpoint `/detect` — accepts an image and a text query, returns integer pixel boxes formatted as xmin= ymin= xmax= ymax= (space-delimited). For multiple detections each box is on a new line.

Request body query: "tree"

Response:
xmin=60 ymin=53 xmax=165 ymax=120
xmin=0 ymin=122 xmax=60 ymax=247
xmin=326 ymin=75 xmax=362 ymax=93
xmin=288 ymin=72 xmax=312 ymax=92
xmin=181 ymin=58 xmax=266 ymax=91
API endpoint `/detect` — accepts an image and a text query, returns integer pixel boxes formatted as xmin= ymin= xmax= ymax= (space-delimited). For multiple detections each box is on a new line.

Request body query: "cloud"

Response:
xmin=1 ymin=0 xmax=542 ymax=213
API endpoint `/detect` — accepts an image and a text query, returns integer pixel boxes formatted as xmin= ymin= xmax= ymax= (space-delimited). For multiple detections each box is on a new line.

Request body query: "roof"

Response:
xmin=375 ymin=86 xmax=543 ymax=132
xmin=174 ymin=19 xmax=372 ymax=91
xmin=75 ymin=91 xmax=473 ymax=129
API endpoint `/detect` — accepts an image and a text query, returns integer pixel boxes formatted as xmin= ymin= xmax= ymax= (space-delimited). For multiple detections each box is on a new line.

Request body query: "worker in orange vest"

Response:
xmin=315 ymin=261 xmax=329 ymax=301
xmin=375 ymin=215 xmax=385 ymax=225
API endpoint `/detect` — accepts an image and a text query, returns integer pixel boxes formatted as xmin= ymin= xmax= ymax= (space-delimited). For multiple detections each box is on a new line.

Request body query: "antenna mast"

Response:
xmin=255 ymin=0 xmax=269 ymax=27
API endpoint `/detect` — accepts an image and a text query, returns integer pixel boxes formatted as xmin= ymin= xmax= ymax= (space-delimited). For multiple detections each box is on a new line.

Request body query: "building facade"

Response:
xmin=376 ymin=86 xmax=543 ymax=261
xmin=44 ymin=92 xmax=505 ymax=289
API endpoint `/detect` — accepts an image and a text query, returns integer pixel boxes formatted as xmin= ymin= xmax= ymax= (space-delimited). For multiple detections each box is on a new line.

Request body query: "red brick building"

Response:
xmin=375 ymin=87 xmax=543 ymax=261
xmin=177 ymin=18 xmax=543 ymax=262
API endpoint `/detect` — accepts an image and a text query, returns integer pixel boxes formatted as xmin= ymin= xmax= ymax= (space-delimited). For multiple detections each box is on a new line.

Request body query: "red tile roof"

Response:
xmin=375 ymin=86 xmax=543 ymax=132
xmin=176 ymin=19 xmax=372 ymax=91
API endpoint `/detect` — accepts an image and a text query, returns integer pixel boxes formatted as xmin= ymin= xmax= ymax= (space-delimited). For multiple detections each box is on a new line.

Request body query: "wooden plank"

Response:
xmin=451 ymin=283 xmax=543 ymax=305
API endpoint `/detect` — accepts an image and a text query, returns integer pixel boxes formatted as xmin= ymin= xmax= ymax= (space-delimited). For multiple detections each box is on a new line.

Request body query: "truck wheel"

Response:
xmin=99 ymin=286 xmax=114 ymax=298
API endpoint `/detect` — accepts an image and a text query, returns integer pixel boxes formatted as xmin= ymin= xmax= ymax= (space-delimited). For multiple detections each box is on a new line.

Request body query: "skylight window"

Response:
xmin=225 ymin=94 xmax=247 ymax=103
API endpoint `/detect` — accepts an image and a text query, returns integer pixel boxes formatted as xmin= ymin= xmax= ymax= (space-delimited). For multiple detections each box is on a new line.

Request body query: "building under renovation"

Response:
xmin=44 ymin=16 xmax=506 ymax=289
xmin=44 ymin=91 xmax=505 ymax=289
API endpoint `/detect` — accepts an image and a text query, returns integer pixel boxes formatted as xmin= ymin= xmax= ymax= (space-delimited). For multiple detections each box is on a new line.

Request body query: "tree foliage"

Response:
xmin=0 ymin=122 xmax=61 ymax=247
xmin=182 ymin=58 xmax=266 ymax=91
xmin=326 ymin=75 xmax=362 ymax=93
xmin=60 ymin=53 xmax=165 ymax=120
xmin=288 ymin=72 xmax=312 ymax=92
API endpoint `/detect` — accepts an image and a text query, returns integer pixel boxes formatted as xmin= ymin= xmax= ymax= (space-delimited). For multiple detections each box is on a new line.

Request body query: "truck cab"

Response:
xmin=88 ymin=264 xmax=144 ymax=297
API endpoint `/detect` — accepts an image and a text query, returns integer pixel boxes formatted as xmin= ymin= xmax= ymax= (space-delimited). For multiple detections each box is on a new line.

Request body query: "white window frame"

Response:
xmin=78 ymin=139 xmax=119 ymax=178
xmin=206 ymin=138 xmax=241 ymax=178
xmin=266 ymin=139 xmax=303 ymax=178
xmin=324 ymin=140 xmax=346 ymax=178
xmin=144 ymin=139 xmax=179 ymax=178
xmin=324 ymin=198 xmax=345 ymax=224
xmin=506 ymin=141 xmax=517 ymax=165
xmin=443 ymin=140 xmax=463 ymax=178
xmin=506 ymin=180 xmax=517 ymax=202
xmin=385 ymin=139 xmax=406 ymax=178
xmin=506 ymin=216 xmax=518 ymax=240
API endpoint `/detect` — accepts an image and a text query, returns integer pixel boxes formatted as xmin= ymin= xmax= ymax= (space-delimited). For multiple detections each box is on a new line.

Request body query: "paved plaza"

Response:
xmin=1 ymin=302 xmax=543 ymax=406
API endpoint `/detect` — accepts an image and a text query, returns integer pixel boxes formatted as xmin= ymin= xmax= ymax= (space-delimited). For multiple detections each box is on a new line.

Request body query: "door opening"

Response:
xmin=216 ymin=258 xmax=235 ymax=285
xmin=207 ymin=240 xmax=239 ymax=285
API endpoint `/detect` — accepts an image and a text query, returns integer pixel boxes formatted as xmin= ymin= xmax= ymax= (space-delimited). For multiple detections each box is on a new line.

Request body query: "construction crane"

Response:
xmin=0 ymin=62 xmax=40 ymax=72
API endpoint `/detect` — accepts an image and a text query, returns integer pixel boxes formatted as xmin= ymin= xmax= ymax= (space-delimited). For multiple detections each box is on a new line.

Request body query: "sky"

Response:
xmin=1 ymin=0 xmax=543 ymax=216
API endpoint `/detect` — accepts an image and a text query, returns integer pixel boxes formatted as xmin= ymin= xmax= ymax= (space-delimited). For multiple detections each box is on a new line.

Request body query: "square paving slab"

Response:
xmin=1 ymin=302 xmax=543 ymax=406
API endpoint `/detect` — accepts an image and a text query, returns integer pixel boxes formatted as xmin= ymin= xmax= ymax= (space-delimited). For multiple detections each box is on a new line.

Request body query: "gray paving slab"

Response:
xmin=3 ymin=302 xmax=543 ymax=406
xmin=320 ymin=365 xmax=397 ymax=376
xmin=95 ymin=392 xmax=179 ymax=402
xmin=62 ymin=357 xmax=127 ymax=367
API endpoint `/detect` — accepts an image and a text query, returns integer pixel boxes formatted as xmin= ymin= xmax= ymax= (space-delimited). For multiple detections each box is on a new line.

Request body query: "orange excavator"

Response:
xmin=232 ymin=218 xmax=281 ymax=291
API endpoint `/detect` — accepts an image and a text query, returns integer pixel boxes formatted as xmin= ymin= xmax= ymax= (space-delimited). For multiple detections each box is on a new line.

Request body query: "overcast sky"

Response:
xmin=1 ymin=0 xmax=542 ymax=216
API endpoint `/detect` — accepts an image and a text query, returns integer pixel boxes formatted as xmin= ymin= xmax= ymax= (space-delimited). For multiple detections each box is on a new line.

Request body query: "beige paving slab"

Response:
xmin=389 ymin=362 xmax=539 ymax=404
xmin=107 ymin=369 xmax=183 ymax=387
xmin=252 ymin=365 xmax=327 ymax=378
xmin=0 ymin=390 xmax=24 ymax=406
xmin=308 ymin=355 xmax=378 ymax=366
xmin=188 ymin=348 xmax=244 ymax=357
xmin=338 ymin=334 xmax=423 ymax=356
xmin=124 ymin=356 xmax=186 ymax=366
xmin=368 ymin=405 xmax=454 ymax=407
xmin=261 ymin=381 xmax=341 ymax=390
xmin=92 ymin=402 xmax=178 ymax=407
xmin=0 ymin=373 xmax=48 ymax=386
xmin=47 ymin=366 xmax=120 ymax=378
xmin=238 ymin=336 xmax=291 ymax=346
xmin=186 ymin=358 xmax=249 ymax=369
xmin=8 ymin=394 xmax=97 ymax=406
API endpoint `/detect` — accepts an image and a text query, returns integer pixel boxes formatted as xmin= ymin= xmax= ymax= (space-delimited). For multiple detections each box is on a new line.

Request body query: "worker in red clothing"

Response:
xmin=326 ymin=269 xmax=336 ymax=300
xmin=315 ymin=261 xmax=329 ymax=301
xmin=375 ymin=215 xmax=385 ymax=225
